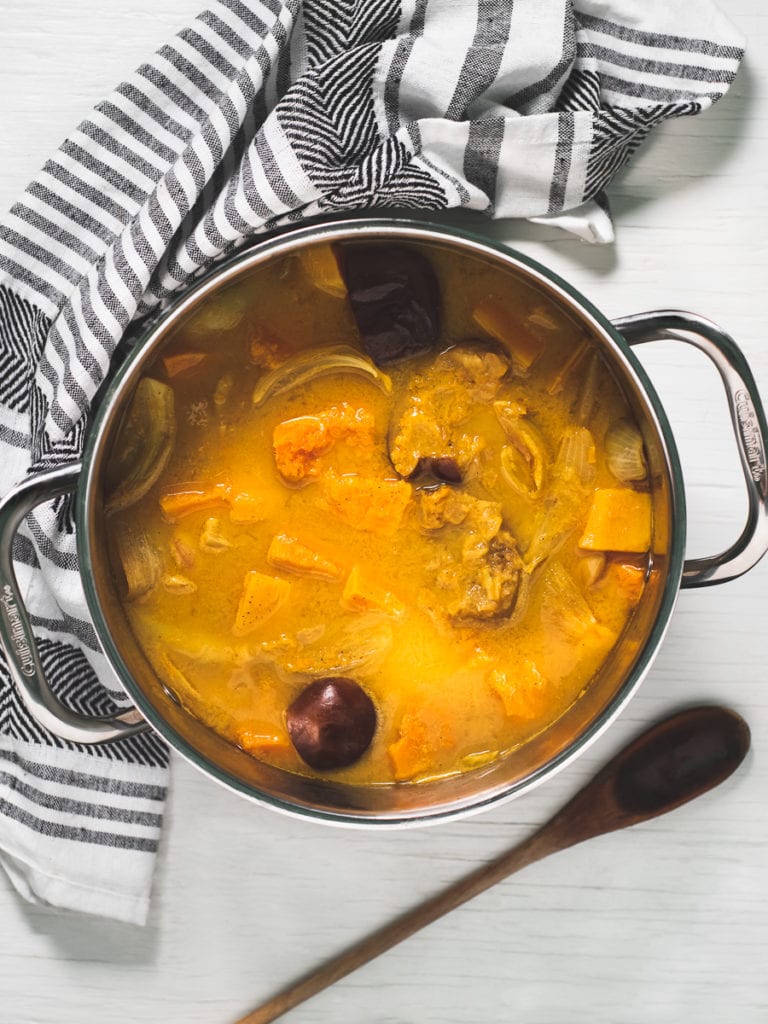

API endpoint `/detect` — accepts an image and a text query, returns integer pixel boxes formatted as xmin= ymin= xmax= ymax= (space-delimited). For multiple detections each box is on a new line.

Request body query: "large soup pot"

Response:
xmin=1 ymin=219 xmax=767 ymax=825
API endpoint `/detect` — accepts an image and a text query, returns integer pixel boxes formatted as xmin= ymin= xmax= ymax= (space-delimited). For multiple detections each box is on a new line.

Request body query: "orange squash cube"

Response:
xmin=232 ymin=571 xmax=290 ymax=636
xmin=579 ymin=488 xmax=652 ymax=553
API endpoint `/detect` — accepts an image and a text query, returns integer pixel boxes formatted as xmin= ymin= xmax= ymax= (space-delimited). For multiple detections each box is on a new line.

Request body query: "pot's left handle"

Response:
xmin=0 ymin=463 xmax=148 ymax=743
xmin=613 ymin=310 xmax=768 ymax=588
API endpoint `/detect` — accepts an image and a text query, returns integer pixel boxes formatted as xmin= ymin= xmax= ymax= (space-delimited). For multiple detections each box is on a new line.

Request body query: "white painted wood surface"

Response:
xmin=1 ymin=2 xmax=766 ymax=1022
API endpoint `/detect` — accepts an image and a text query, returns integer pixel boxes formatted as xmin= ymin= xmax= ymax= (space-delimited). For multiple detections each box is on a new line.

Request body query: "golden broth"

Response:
xmin=105 ymin=240 xmax=652 ymax=785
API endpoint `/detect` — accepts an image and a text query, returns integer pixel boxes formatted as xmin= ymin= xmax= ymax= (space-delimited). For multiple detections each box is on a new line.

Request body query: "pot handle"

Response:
xmin=0 ymin=463 xmax=149 ymax=743
xmin=612 ymin=310 xmax=768 ymax=588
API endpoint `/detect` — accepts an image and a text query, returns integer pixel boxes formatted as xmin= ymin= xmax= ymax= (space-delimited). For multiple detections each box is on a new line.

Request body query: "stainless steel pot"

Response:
xmin=1 ymin=219 xmax=767 ymax=825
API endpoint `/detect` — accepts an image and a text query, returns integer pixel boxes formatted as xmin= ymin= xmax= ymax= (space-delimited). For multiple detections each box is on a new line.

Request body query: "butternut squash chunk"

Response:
xmin=237 ymin=726 xmax=292 ymax=757
xmin=267 ymin=534 xmax=342 ymax=579
xmin=579 ymin=488 xmax=652 ymax=553
xmin=488 ymin=660 xmax=545 ymax=720
xmin=321 ymin=472 xmax=412 ymax=534
xmin=603 ymin=561 xmax=646 ymax=607
xmin=388 ymin=707 xmax=455 ymax=782
xmin=160 ymin=482 xmax=231 ymax=523
xmin=232 ymin=572 xmax=290 ymax=636
xmin=341 ymin=565 xmax=406 ymax=619
xmin=273 ymin=415 xmax=329 ymax=483
xmin=162 ymin=351 xmax=207 ymax=378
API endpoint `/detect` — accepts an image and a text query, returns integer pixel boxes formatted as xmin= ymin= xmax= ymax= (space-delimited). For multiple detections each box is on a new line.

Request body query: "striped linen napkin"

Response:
xmin=0 ymin=0 xmax=744 ymax=925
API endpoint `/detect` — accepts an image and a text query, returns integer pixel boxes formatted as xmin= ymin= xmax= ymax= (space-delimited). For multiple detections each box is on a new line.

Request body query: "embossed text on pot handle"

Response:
xmin=0 ymin=463 xmax=148 ymax=743
xmin=614 ymin=310 xmax=768 ymax=588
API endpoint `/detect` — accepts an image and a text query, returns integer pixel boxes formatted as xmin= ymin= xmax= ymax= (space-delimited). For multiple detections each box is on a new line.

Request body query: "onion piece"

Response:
xmin=114 ymin=525 xmax=161 ymax=602
xmin=605 ymin=419 xmax=648 ymax=483
xmin=557 ymin=426 xmax=596 ymax=485
xmin=106 ymin=378 xmax=176 ymax=514
xmin=494 ymin=402 xmax=548 ymax=499
xmin=252 ymin=345 xmax=391 ymax=407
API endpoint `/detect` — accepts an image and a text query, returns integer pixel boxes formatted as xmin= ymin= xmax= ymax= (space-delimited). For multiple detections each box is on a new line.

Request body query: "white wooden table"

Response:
xmin=1 ymin=3 xmax=766 ymax=1022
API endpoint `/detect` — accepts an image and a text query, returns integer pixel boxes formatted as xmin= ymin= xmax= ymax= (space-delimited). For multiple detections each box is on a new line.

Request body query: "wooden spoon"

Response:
xmin=235 ymin=705 xmax=750 ymax=1024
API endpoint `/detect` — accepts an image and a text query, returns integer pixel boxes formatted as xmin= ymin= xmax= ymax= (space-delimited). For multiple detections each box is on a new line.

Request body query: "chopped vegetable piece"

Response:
xmin=162 ymin=352 xmax=207 ymax=378
xmin=388 ymin=707 xmax=455 ymax=782
xmin=341 ymin=565 xmax=406 ymax=619
xmin=188 ymin=288 xmax=247 ymax=333
xmin=199 ymin=517 xmax=231 ymax=552
xmin=343 ymin=244 xmax=441 ymax=365
xmin=106 ymin=378 xmax=176 ymax=514
xmin=522 ymin=428 xmax=596 ymax=572
xmin=232 ymin=571 xmax=290 ymax=636
xmin=540 ymin=562 xmax=601 ymax=641
xmin=267 ymin=534 xmax=342 ymax=579
xmin=321 ymin=471 xmax=412 ymax=534
xmin=237 ymin=726 xmax=292 ymax=757
xmin=298 ymin=244 xmax=347 ymax=297
xmin=170 ymin=536 xmax=196 ymax=568
xmin=605 ymin=419 xmax=648 ymax=483
xmin=603 ymin=561 xmax=647 ymax=607
xmin=494 ymin=403 xmax=548 ymax=499
xmin=160 ymin=482 xmax=231 ymax=522
xmin=253 ymin=345 xmax=391 ymax=408
xmin=579 ymin=489 xmax=652 ymax=553
xmin=114 ymin=525 xmax=161 ymax=602
xmin=525 ymin=307 xmax=559 ymax=332
xmin=229 ymin=491 xmax=271 ymax=524
xmin=473 ymin=297 xmax=542 ymax=371
xmin=273 ymin=415 xmax=329 ymax=483
xmin=273 ymin=404 xmax=377 ymax=484
xmin=538 ymin=563 xmax=618 ymax=684
xmin=161 ymin=573 xmax=197 ymax=595
xmin=488 ymin=660 xmax=544 ymax=719
xmin=578 ymin=552 xmax=606 ymax=588
xmin=557 ymin=426 xmax=596 ymax=484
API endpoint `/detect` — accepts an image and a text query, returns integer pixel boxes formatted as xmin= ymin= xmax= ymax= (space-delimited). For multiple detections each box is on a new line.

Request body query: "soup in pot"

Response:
xmin=104 ymin=240 xmax=653 ymax=785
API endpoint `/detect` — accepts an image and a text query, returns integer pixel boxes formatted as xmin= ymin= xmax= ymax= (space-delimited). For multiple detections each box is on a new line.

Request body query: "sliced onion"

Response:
xmin=114 ymin=525 xmax=161 ymax=602
xmin=494 ymin=404 xmax=547 ymax=499
xmin=106 ymin=378 xmax=176 ymax=514
xmin=252 ymin=345 xmax=391 ymax=407
xmin=556 ymin=426 xmax=596 ymax=485
xmin=605 ymin=419 xmax=648 ymax=483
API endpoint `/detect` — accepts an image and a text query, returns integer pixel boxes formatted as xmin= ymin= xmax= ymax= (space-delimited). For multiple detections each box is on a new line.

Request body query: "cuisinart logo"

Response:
xmin=1 ymin=584 xmax=36 ymax=677
xmin=735 ymin=390 xmax=767 ymax=486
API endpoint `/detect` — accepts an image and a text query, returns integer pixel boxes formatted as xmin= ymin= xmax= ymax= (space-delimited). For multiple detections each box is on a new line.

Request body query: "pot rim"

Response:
xmin=78 ymin=216 xmax=687 ymax=827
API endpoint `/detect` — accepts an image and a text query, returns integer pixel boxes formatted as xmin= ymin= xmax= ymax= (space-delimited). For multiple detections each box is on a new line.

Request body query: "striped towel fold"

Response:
xmin=0 ymin=0 xmax=744 ymax=925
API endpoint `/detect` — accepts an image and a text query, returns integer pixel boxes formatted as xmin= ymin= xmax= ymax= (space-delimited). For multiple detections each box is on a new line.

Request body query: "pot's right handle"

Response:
xmin=0 ymin=462 xmax=148 ymax=743
xmin=613 ymin=310 xmax=768 ymax=588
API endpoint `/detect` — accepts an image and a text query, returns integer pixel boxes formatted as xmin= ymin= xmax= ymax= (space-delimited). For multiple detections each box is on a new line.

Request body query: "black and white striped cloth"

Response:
xmin=0 ymin=0 xmax=744 ymax=924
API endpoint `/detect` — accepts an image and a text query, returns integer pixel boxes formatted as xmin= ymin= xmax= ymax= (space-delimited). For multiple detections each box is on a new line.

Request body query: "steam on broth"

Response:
xmin=104 ymin=240 xmax=653 ymax=785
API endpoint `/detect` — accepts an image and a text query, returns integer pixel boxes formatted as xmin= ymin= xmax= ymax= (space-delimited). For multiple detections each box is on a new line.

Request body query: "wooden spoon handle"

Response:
xmin=234 ymin=830 xmax=550 ymax=1024
xmin=234 ymin=705 xmax=749 ymax=1024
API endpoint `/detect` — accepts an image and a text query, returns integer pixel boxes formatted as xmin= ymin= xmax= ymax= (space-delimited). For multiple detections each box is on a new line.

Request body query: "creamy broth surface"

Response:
xmin=105 ymin=241 xmax=653 ymax=784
